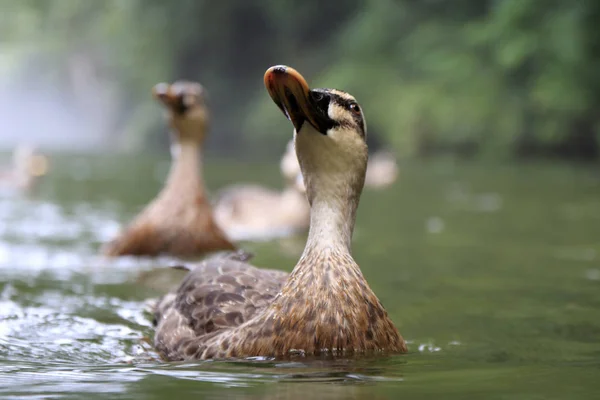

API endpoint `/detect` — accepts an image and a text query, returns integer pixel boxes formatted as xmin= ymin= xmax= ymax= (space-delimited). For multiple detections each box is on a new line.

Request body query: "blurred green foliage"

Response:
xmin=1 ymin=0 xmax=599 ymax=160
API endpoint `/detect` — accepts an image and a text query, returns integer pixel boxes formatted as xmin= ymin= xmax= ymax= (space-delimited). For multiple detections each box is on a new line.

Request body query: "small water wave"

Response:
xmin=0 ymin=193 xmax=408 ymax=397
xmin=0 ymin=285 xmax=153 ymax=363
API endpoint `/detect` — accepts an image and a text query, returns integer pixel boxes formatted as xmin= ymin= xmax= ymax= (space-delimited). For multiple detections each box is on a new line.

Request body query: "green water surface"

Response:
xmin=0 ymin=154 xmax=599 ymax=399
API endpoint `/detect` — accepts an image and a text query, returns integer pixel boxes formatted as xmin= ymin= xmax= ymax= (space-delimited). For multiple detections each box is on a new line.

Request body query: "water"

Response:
xmin=1 ymin=153 xmax=599 ymax=399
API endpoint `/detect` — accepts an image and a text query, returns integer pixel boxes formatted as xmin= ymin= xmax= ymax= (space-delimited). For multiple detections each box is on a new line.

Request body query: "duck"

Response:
xmin=283 ymin=137 xmax=400 ymax=192
xmin=0 ymin=144 xmax=49 ymax=195
xmin=213 ymin=138 xmax=397 ymax=242
xmin=213 ymin=139 xmax=310 ymax=242
xmin=151 ymin=65 xmax=407 ymax=360
xmin=102 ymin=81 xmax=236 ymax=258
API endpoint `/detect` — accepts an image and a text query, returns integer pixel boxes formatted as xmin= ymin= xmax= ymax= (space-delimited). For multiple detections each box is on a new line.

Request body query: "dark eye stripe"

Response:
xmin=313 ymin=88 xmax=367 ymax=138
xmin=329 ymin=93 xmax=366 ymax=138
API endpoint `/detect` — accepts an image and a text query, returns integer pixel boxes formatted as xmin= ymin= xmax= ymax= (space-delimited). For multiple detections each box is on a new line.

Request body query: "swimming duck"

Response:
xmin=282 ymin=139 xmax=399 ymax=192
xmin=213 ymin=140 xmax=309 ymax=242
xmin=152 ymin=65 xmax=407 ymax=360
xmin=285 ymin=136 xmax=399 ymax=191
xmin=213 ymin=138 xmax=397 ymax=242
xmin=289 ymin=145 xmax=398 ymax=190
xmin=102 ymin=81 xmax=235 ymax=258
xmin=0 ymin=144 xmax=49 ymax=194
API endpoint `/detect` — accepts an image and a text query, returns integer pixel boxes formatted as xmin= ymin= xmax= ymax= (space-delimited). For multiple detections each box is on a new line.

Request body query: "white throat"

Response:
xmin=164 ymin=139 xmax=203 ymax=193
xmin=294 ymin=123 xmax=367 ymax=253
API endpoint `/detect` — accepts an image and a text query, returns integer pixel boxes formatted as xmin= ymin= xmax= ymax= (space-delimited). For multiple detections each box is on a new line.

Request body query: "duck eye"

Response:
xmin=348 ymin=103 xmax=360 ymax=114
xmin=311 ymin=92 xmax=324 ymax=102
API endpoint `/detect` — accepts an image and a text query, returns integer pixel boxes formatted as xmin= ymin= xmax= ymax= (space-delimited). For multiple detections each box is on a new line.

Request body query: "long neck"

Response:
xmin=163 ymin=137 xmax=204 ymax=196
xmin=303 ymin=184 xmax=360 ymax=255
xmin=294 ymin=131 xmax=367 ymax=257
xmin=261 ymin=161 xmax=380 ymax=354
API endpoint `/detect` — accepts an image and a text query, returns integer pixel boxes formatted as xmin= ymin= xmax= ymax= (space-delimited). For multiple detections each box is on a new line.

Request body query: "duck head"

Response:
xmin=265 ymin=65 xmax=368 ymax=206
xmin=152 ymin=81 xmax=208 ymax=143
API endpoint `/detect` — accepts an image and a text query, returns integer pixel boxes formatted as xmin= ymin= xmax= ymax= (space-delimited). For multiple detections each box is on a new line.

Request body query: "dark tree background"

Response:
xmin=1 ymin=0 xmax=598 ymax=161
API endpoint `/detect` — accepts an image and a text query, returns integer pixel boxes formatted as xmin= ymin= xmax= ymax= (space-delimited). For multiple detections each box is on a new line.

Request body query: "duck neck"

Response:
xmin=302 ymin=184 xmax=360 ymax=257
xmin=164 ymin=137 xmax=204 ymax=196
xmin=265 ymin=178 xmax=370 ymax=340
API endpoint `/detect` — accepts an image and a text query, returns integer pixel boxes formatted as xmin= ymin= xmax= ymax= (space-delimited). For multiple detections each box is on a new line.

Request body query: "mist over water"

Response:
xmin=0 ymin=55 xmax=120 ymax=152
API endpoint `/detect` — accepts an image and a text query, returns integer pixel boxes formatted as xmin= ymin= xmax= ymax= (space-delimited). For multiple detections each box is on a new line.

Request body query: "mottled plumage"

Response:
xmin=152 ymin=66 xmax=407 ymax=360
xmin=102 ymin=81 xmax=235 ymax=258
xmin=153 ymin=252 xmax=288 ymax=359
xmin=153 ymin=246 xmax=404 ymax=360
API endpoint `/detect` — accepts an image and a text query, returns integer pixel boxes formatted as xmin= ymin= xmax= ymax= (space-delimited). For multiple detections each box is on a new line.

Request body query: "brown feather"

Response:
xmin=153 ymin=247 xmax=406 ymax=360
xmin=102 ymin=81 xmax=236 ymax=258
xmin=102 ymin=192 xmax=235 ymax=257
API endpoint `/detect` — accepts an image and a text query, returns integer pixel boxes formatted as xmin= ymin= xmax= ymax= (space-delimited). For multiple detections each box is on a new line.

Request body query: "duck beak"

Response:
xmin=264 ymin=65 xmax=328 ymax=133
xmin=152 ymin=83 xmax=176 ymax=106
xmin=153 ymin=82 xmax=192 ymax=114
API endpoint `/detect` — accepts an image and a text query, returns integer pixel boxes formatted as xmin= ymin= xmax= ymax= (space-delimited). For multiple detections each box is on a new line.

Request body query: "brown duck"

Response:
xmin=102 ymin=81 xmax=235 ymax=258
xmin=213 ymin=139 xmax=310 ymax=242
xmin=213 ymin=139 xmax=398 ymax=243
xmin=152 ymin=66 xmax=407 ymax=360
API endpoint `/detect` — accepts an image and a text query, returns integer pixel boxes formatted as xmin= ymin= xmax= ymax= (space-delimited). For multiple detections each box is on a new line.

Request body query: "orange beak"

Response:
xmin=264 ymin=65 xmax=329 ymax=133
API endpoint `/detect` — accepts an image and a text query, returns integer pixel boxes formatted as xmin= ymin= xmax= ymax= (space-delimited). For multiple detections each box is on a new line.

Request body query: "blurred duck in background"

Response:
xmin=0 ymin=144 xmax=49 ymax=195
xmin=213 ymin=139 xmax=310 ymax=242
xmin=214 ymin=138 xmax=398 ymax=242
xmin=102 ymin=81 xmax=236 ymax=258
